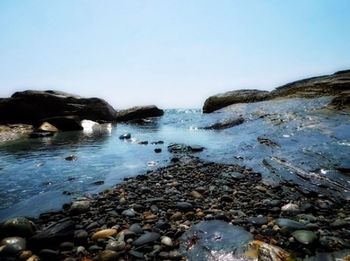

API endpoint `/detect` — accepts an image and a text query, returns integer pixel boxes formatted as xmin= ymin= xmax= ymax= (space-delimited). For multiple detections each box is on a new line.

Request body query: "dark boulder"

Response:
xmin=0 ymin=217 xmax=36 ymax=239
xmin=203 ymin=90 xmax=270 ymax=113
xmin=0 ymin=90 xmax=117 ymax=124
xmin=202 ymin=117 xmax=245 ymax=130
xmin=29 ymin=220 xmax=75 ymax=250
xmin=116 ymin=105 xmax=164 ymax=122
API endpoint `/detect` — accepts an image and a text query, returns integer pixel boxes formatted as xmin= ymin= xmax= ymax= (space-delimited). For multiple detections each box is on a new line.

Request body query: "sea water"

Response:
xmin=0 ymin=97 xmax=349 ymax=220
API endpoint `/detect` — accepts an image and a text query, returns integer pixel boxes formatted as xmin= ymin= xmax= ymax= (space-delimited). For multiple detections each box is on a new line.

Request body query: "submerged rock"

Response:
xmin=116 ymin=105 xmax=164 ymax=122
xmin=180 ymin=220 xmax=253 ymax=260
xmin=202 ymin=117 xmax=245 ymax=130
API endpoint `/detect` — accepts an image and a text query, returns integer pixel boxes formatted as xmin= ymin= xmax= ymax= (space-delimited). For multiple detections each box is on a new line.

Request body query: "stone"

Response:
xmin=133 ymin=232 xmax=160 ymax=246
xmin=292 ymin=230 xmax=317 ymax=245
xmin=128 ymin=224 xmax=143 ymax=234
xmin=119 ymin=133 xmax=131 ymax=140
xmin=74 ymin=229 xmax=89 ymax=244
xmin=275 ymin=218 xmax=306 ymax=232
xmin=116 ymin=105 xmax=164 ymax=122
xmin=91 ymin=229 xmax=118 ymax=240
xmin=190 ymin=191 xmax=202 ymax=199
xmin=247 ymin=216 xmax=268 ymax=226
xmin=180 ymin=220 xmax=253 ymax=260
xmin=203 ymin=89 xmax=270 ymax=113
xmin=122 ymin=208 xmax=135 ymax=217
xmin=37 ymin=122 xmax=59 ymax=132
xmin=70 ymin=200 xmax=90 ymax=214
xmin=65 ymin=155 xmax=78 ymax=161
xmin=176 ymin=202 xmax=194 ymax=212
xmin=29 ymin=220 xmax=75 ymax=250
xmin=39 ymin=249 xmax=60 ymax=261
xmin=202 ymin=117 xmax=245 ymax=130
xmin=0 ymin=237 xmax=26 ymax=257
xmin=0 ymin=217 xmax=36 ymax=238
xmin=189 ymin=145 xmax=204 ymax=152
xmin=106 ymin=240 xmax=126 ymax=251
xmin=161 ymin=236 xmax=173 ymax=247
xmin=154 ymin=148 xmax=162 ymax=153
xmin=0 ymin=90 xmax=117 ymax=124
xmin=281 ymin=203 xmax=300 ymax=213
xmin=97 ymin=250 xmax=118 ymax=261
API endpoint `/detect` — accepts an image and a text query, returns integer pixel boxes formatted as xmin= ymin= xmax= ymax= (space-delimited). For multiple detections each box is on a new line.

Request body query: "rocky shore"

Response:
xmin=1 ymin=155 xmax=349 ymax=261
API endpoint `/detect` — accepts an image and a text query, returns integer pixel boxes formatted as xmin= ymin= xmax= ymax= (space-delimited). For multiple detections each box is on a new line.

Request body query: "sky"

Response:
xmin=0 ymin=1 xmax=349 ymax=109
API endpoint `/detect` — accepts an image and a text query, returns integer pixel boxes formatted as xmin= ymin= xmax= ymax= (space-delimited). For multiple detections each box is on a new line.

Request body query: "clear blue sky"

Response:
xmin=0 ymin=0 xmax=349 ymax=109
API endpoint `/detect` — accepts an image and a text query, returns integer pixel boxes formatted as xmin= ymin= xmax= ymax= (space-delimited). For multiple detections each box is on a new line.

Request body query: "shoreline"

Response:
xmin=1 ymin=156 xmax=349 ymax=260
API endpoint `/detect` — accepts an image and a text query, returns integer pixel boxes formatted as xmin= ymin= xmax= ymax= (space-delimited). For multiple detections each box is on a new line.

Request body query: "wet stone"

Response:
xmin=39 ymin=249 xmax=60 ymax=261
xmin=122 ymin=208 xmax=136 ymax=217
xmin=292 ymin=230 xmax=318 ymax=245
xmin=0 ymin=217 xmax=36 ymax=238
xmin=0 ymin=237 xmax=26 ymax=257
xmin=119 ymin=133 xmax=131 ymax=140
xmin=276 ymin=218 xmax=307 ymax=232
xmin=176 ymin=202 xmax=193 ymax=212
xmin=180 ymin=220 xmax=253 ymax=260
xmin=247 ymin=216 xmax=268 ymax=226
xmin=133 ymin=232 xmax=160 ymax=246
xmin=97 ymin=250 xmax=119 ymax=261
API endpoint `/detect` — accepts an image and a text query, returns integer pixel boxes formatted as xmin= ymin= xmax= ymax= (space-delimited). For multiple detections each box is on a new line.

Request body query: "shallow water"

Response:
xmin=0 ymin=97 xmax=349 ymax=220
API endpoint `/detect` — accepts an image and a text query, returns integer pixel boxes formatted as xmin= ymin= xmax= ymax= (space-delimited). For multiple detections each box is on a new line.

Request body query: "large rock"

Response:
xmin=203 ymin=89 xmax=270 ymax=113
xmin=29 ymin=220 xmax=75 ymax=250
xmin=116 ymin=105 xmax=164 ymax=122
xmin=0 ymin=90 xmax=117 ymax=124
xmin=0 ymin=217 xmax=36 ymax=239
xmin=270 ymin=69 xmax=350 ymax=98
xmin=203 ymin=69 xmax=350 ymax=113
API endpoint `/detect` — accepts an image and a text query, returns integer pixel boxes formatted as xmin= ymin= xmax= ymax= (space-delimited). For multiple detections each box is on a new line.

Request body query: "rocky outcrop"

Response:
xmin=203 ymin=69 xmax=350 ymax=113
xmin=203 ymin=90 xmax=270 ymax=113
xmin=0 ymin=90 xmax=117 ymax=124
xmin=328 ymin=91 xmax=350 ymax=110
xmin=116 ymin=105 xmax=164 ymax=122
xmin=270 ymin=69 xmax=350 ymax=98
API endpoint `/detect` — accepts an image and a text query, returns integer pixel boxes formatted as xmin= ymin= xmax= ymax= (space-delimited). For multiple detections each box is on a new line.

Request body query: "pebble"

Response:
xmin=133 ymin=232 xmax=160 ymax=246
xmin=106 ymin=240 xmax=126 ymax=251
xmin=122 ymin=208 xmax=136 ymax=217
xmin=97 ymin=250 xmax=119 ymax=261
xmin=281 ymin=203 xmax=300 ymax=213
xmin=161 ymin=236 xmax=173 ymax=247
xmin=176 ymin=202 xmax=193 ymax=212
xmin=292 ymin=230 xmax=317 ymax=245
xmin=91 ymin=229 xmax=118 ymax=240
xmin=119 ymin=133 xmax=131 ymax=139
